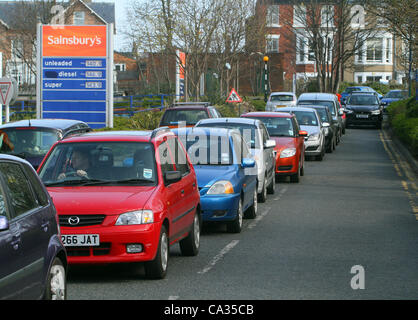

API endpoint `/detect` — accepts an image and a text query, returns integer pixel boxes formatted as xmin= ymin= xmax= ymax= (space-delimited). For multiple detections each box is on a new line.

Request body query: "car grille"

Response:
xmin=66 ymin=243 xmax=112 ymax=257
xmin=278 ymin=166 xmax=293 ymax=171
xmin=306 ymin=146 xmax=318 ymax=151
xmin=59 ymin=215 xmax=106 ymax=227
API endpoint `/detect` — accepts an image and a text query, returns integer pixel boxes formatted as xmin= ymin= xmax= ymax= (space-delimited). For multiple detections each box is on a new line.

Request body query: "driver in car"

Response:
xmin=58 ymin=147 xmax=91 ymax=180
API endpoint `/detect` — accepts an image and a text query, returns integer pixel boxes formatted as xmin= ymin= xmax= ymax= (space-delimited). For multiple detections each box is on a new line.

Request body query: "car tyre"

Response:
xmin=44 ymin=257 xmax=66 ymax=300
xmin=179 ymin=211 xmax=201 ymax=256
xmin=245 ymin=188 xmax=258 ymax=219
xmin=145 ymin=225 xmax=169 ymax=279
xmin=267 ymin=171 xmax=276 ymax=195
xmin=290 ymin=163 xmax=301 ymax=183
xmin=258 ymin=179 xmax=267 ymax=203
xmin=227 ymin=199 xmax=243 ymax=233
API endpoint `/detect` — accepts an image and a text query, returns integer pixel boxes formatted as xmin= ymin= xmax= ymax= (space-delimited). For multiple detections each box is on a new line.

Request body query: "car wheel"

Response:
xmin=227 ymin=199 xmax=243 ymax=233
xmin=258 ymin=179 xmax=267 ymax=203
xmin=267 ymin=171 xmax=276 ymax=195
xmin=376 ymin=122 xmax=382 ymax=129
xmin=145 ymin=225 xmax=169 ymax=279
xmin=245 ymin=188 xmax=258 ymax=219
xmin=300 ymin=159 xmax=305 ymax=177
xmin=290 ymin=163 xmax=300 ymax=183
xmin=44 ymin=257 xmax=66 ymax=300
xmin=179 ymin=211 xmax=201 ymax=256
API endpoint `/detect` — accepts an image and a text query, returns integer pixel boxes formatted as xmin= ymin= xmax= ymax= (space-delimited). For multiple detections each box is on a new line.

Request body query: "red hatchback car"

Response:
xmin=37 ymin=128 xmax=201 ymax=279
xmin=241 ymin=112 xmax=307 ymax=183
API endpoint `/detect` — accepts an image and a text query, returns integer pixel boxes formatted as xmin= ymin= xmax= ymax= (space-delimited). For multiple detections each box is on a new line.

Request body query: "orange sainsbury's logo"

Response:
xmin=42 ymin=26 xmax=107 ymax=57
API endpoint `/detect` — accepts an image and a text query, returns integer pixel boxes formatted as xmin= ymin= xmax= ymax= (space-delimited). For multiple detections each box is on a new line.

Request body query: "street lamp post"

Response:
xmin=263 ymin=55 xmax=269 ymax=103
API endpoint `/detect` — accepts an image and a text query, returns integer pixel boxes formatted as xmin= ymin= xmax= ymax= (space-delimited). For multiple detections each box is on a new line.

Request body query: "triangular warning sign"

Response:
xmin=226 ymin=88 xmax=242 ymax=103
xmin=0 ymin=82 xmax=12 ymax=105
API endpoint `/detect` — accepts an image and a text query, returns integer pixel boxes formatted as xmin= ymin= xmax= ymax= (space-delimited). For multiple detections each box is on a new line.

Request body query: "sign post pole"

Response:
xmin=0 ymin=52 xmax=2 ymax=125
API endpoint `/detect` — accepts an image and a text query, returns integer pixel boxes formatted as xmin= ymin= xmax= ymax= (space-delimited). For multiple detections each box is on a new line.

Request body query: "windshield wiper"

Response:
xmin=44 ymin=179 xmax=91 ymax=187
xmin=81 ymin=178 xmax=155 ymax=186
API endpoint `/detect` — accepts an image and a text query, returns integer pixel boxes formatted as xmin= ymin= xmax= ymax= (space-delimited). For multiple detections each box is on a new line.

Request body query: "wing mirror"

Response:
xmin=264 ymin=139 xmax=276 ymax=149
xmin=242 ymin=158 xmax=256 ymax=168
xmin=299 ymin=130 xmax=308 ymax=137
xmin=0 ymin=216 xmax=9 ymax=232
xmin=164 ymin=171 xmax=182 ymax=185
xmin=322 ymin=122 xmax=330 ymax=128
xmin=338 ymin=109 xmax=344 ymax=116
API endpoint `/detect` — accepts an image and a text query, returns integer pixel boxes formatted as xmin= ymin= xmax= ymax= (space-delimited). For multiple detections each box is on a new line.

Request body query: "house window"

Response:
xmin=11 ymin=39 xmax=24 ymax=60
xmin=115 ymin=64 xmax=126 ymax=72
xmin=267 ymin=5 xmax=279 ymax=27
xmin=73 ymin=11 xmax=85 ymax=25
xmin=366 ymin=39 xmax=383 ymax=63
xmin=385 ymin=38 xmax=392 ymax=63
xmin=293 ymin=5 xmax=306 ymax=27
xmin=321 ymin=5 xmax=334 ymax=27
xmin=351 ymin=5 xmax=365 ymax=28
xmin=266 ymin=35 xmax=279 ymax=53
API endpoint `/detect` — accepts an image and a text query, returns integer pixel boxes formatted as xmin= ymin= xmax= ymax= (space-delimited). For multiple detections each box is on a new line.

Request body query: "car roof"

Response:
xmin=0 ymin=153 xmax=32 ymax=166
xmin=57 ymin=130 xmax=175 ymax=143
xmin=241 ymin=112 xmax=294 ymax=118
xmin=274 ymin=107 xmax=318 ymax=113
xmin=197 ymin=117 xmax=259 ymax=126
xmin=270 ymin=92 xmax=295 ymax=96
xmin=298 ymin=93 xmax=336 ymax=101
xmin=0 ymin=119 xmax=89 ymax=131
xmin=172 ymin=126 xmax=237 ymax=137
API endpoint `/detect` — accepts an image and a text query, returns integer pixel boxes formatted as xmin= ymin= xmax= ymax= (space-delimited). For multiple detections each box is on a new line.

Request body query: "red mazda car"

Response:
xmin=38 ymin=128 xmax=201 ymax=279
xmin=241 ymin=112 xmax=307 ymax=183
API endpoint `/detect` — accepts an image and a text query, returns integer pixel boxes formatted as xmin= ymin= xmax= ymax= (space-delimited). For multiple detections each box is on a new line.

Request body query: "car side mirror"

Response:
xmin=0 ymin=216 xmax=10 ymax=232
xmin=322 ymin=122 xmax=330 ymax=128
xmin=299 ymin=130 xmax=308 ymax=137
xmin=264 ymin=140 xmax=276 ymax=149
xmin=164 ymin=171 xmax=182 ymax=185
xmin=338 ymin=109 xmax=344 ymax=116
xmin=242 ymin=158 xmax=256 ymax=168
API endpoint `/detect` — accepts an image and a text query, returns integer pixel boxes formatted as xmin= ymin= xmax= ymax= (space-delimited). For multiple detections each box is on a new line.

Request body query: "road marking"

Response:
xmin=197 ymin=240 xmax=240 ymax=275
xmin=247 ymin=207 xmax=271 ymax=229
xmin=379 ymin=130 xmax=418 ymax=219
xmin=168 ymin=296 xmax=180 ymax=300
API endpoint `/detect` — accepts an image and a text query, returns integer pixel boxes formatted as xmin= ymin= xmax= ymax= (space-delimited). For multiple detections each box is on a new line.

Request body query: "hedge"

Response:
xmin=387 ymin=97 xmax=418 ymax=158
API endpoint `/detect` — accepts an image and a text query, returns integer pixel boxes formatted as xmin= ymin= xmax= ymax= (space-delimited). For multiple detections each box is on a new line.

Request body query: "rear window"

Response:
xmin=299 ymin=100 xmax=335 ymax=115
xmin=270 ymin=95 xmax=294 ymax=102
xmin=160 ymin=109 xmax=209 ymax=126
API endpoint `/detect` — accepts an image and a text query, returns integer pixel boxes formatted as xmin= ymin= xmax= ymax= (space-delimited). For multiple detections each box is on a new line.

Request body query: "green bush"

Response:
xmin=388 ymin=96 xmax=418 ymax=158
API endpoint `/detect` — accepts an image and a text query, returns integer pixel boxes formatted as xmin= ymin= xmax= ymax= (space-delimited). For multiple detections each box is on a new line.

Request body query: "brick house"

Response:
xmin=256 ymin=0 xmax=406 ymax=87
xmin=0 ymin=0 xmax=115 ymax=94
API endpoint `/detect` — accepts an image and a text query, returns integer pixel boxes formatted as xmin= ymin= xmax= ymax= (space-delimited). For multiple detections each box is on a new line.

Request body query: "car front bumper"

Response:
xmin=200 ymin=193 xmax=241 ymax=222
xmin=275 ymin=155 xmax=298 ymax=175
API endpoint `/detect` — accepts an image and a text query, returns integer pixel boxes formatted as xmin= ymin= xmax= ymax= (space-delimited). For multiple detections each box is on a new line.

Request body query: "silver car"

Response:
xmin=195 ymin=118 xmax=276 ymax=203
xmin=277 ymin=107 xmax=326 ymax=161
xmin=266 ymin=92 xmax=297 ymax=112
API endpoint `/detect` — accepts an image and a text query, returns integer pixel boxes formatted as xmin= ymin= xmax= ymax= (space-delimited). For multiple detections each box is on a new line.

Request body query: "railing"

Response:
xmin=2 ymin=94 xmax=176 ymax=122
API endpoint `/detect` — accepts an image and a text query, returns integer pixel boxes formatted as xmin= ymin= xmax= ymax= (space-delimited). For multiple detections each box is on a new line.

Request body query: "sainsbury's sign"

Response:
xmin=42 ymin=26 xmax=107 ymax=57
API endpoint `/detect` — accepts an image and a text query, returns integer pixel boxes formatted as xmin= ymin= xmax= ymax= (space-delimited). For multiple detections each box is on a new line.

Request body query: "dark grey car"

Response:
xmin=344 ymin=93 xmax=383 ymax=129
xmin=297 ymin=93 xmax=343 ymax=145
xmin=0 ymin=155 xmax=67 ymax=300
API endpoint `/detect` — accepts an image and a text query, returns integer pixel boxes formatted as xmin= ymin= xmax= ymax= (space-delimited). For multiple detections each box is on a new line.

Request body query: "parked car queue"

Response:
xmin=0 ymin=89 xmax=385 ymax=299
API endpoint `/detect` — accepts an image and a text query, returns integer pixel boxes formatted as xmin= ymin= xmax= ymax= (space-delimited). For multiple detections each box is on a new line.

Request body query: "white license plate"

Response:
xmin=61 ymin=234 xmax=100 ymax=247
xmin=356 ymin=114 xmax=369 ymax=119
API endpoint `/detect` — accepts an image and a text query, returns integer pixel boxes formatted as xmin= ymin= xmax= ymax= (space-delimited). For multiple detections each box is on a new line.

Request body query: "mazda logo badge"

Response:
xmin=68 ymin=216 xmax=80 ymax=226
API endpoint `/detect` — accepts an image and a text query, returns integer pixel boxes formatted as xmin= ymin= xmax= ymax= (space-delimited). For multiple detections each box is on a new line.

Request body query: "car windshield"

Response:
xmin=0 ymin=127 xmax=60 ymax=158
xmin=385 ymin=91 xmax=408 ymax=99
xmin=246 ymin=117 xmax=295 ymax=137
xmin=292 ymin=111 xmax=319 ymax=127
xmin=345 ymin=87 xmax=362 ymax=93
xmin=270 ymin=95 xmax=294 ymax=102
xmin=196 ymin=122 xmax=260 ymax=149
xmin=299 ymin=100 xmax=336 ymax=115
xmin=348 ymin=95 xmax=379 ymax=105
xmin=39 ymin=142 xmax=157 ymax=186
xmin=178 ymin=134 xmax=233 ymax=166
xmin=309 ymin=108 xmax=329 ymax=123
xmin=160 ymin=109 xmax=209 ymax=126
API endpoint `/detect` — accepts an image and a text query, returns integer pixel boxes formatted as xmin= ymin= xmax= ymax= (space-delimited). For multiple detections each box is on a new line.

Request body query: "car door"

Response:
xmin=171 ymin=137 xmax=197 ymax=236
xmin=292 ymin=117 xmax=305 ymax=164
xmin=260 ymin=123 xmax=274 ymax=184
xmin=0 ymin=171 xmax=22 ymax=300
xmin=158 ymin=139 xmax=185 ymax=244
xmin=0 ymin=161 xmax=45 ymax=299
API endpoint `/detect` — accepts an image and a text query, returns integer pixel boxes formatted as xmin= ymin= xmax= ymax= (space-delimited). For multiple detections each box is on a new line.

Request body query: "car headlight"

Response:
xmin=308 ymin=133 xmax=320 ymax=141
xmin=280 ymin=148 xmax=297 ymax=158
xmin=207 ymin=181 xmax=234 ymax=195
xmin=371 ymin=109 xmax=381 ymax=115
xmin=115 ymin=210 xmax=154 ymax=225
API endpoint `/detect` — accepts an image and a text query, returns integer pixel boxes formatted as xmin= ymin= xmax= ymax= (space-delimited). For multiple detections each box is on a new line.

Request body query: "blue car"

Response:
xmin=341 ymin=86 xmax=382 ymax=104
xmin=0 ymin=154 xmax=67 ymax=299
xmin=0 ymin=119 xmax=91 ymax=170
xmin=380 ymin=90 xmax=408 ymax=111
xmin=172 ymin=127 xmax=258 ymax=233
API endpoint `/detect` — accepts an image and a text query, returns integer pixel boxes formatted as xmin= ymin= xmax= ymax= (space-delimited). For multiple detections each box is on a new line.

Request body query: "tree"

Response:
xmin=280 ymin=0 xmax=380 ymax=93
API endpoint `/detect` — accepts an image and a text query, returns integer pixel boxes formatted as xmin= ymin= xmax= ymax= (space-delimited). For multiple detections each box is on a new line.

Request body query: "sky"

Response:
xmin=0 ymin=0 xmax=134 ymax=51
